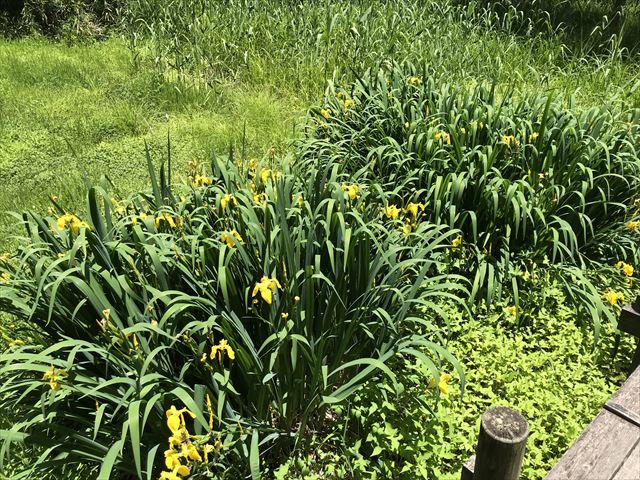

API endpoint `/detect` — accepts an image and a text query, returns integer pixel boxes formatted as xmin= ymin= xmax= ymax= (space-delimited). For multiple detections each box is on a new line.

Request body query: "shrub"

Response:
xmin=0 ymin=0 xmax=122 ymax=38
xmin=0 ymin=150 xmax=465 ymax=478
xmin=298 ymin=62 xmax=640 ymax=333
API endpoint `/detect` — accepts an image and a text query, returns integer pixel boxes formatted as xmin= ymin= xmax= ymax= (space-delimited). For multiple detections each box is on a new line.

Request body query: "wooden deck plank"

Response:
xmin=609 ymin=367 xmax=640 ymax=415
xmin=544 ymin=367 xmax=640 ymax=480
xmin=612 ymin=440 xmax=640 ymax=480
xmin=544 ymin=410 xmax=640 ymax=480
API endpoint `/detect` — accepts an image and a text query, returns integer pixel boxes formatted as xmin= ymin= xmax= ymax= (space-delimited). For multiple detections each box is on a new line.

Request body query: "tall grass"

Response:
xmin=122 ymin=0 xmax=640 ymax=106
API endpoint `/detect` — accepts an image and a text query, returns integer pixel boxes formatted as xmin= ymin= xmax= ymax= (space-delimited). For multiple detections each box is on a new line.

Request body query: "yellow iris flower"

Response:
xmin=42 ymin=366 xmax=67 ymax=391
xmin=252 ymin=275 xmax=282 ymax=304
xmin=342 ymin=184 xmax=359 ymax=201
xmin=166 ymin=405 xmax=196 ymax=434
xmin=434 ymin=131 xmax=451 ymax=145
xmin=602 ymin=290 xmax=624 ymax=305
xmin=429 ymin=372 xmax=452 ymax=395
xmin=405 ymin=202 xmax=425 ymax=219
xmin=210 ymin=339 xmax=235 ymax=362
xmin=220 ymin=230 xmax=242 ymax=248
xmin=616 ymin=261 xmax=634 ymax=277
xmin=384 ymin=205 xmax=401 ymax=219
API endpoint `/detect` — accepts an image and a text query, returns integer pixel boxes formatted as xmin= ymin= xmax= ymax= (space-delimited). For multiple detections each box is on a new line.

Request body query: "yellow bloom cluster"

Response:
xmin=341 ymin=98 xmax=355 ymax=109
xmin=0 ymin=272 xmax=9 ymax=284
xmin=56 ymin=213 xmax=90 ymax=235
xmin=210 ymin=339 xmax=235 ymax=362
xmin=405 ymin=202 xmax=425 ymax=220
xmin=504 ymin=305 xmax=517 ymax=316
xmin=602 ymin=290 xmax=624 ymax=305
xmin=529 ymin=132 xmax=539 ymax=142
xmin=252 ymin=275 xmax=282 ymax=304
xmin=42 ymin=365 xmax=67 ymax=391
xmin=428 ymin=372 xmax=452 ymax=395
xmin=384 ymin=204 xmax=401 ymax=219
xmin=616 ymin=261 xmax=634 ymax=277
xmin=434 ymin=131 xmax=451 ymax=145
xmin=342 ymin=184 xmax=359 ymax=201
xmin=501 ymin=135 xmax=520 ymax=147
xmin=220 ymin=230 xmax=242 ymax=248
xmin=192 ymin=175 xmax=213 ymax=187
xmin=220 ymin=193 xmax=237 ymax=209
xmin=320 ymin=108 xmax=332 ymax=119
xmin=451 ymin=234 xmax=463 ymax=249
xmin=407 ymin=75 xmax=422 ymax=86
xmin=627 ymin=220 xmax=640 ymax=232
xmin=155 ymin=213 xmax=181 ymax=229
xmin=162 ymin=406 xmax=198 ymax=479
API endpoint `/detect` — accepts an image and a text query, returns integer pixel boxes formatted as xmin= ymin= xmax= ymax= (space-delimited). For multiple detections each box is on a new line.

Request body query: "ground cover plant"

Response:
xmin=300 ymin=62 xmax=640 ymax=333
xmin=0 ymin=152 xmax=465 ymax=478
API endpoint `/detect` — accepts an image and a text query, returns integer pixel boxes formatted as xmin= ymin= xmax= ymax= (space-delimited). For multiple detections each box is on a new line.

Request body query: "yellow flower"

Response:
xmin=627 ymin=220 xmax=640 ymax=232
xmin=164 ymin=449 xmax=182 ymax=470
xmin=319 ymin=108 xmax=332 ymax=119
xmin=407 ymin=75 xmax=421 ymax=86
xmin=252 ymin=276 xmax=282 ymax=304
xmin=434 ymin=131 xmax=451 ymax=145
xmin=42 ymin=366 xmax=67 ymax=391
xmin=428 ymin=372 xmax=452 ymax=395
xmin=529 ymin=132 xmax=539 ymax=142
xmin=384 ymin=205 xmax=401 ymax=219
xmin=505 ymin=305 xmax=517 ymax=316
xmin=342 ymin=184 xmax=359 ymax=201
xmin=181 ymin=442 xmax=202 ymax=462
xmin=166 ymin=406 xmax=196 ymax=434
xmin=155 ymin=213 xmax=177 ymax=229
xmin=341 ymin=98 xmax=355 ymax=109
xmin=294 ymin=295 xmax=301 ymax=303
xmin=401 ymin=222 xmax=413 ymax=237
xmin=616 ymin=261 xmax=634 ymax=277
xmin=220 ymin=230 xmax=243 ymax=248
xmin=160 ymin=466 xmax=190 ymax=480
xmin=8 ymin=339 xmax=25 ymax=347
xmin=210 ymin=339 xmax=235 ymax=362
xmin=501 ymin=135 xmax=520 ymax=147
xmin=451 ymin=234 xmax=462 ymax=249
xmin=193 ymin=174 xmax=213 ymax=187
xmin=405 ymin=202 xmax=425 ymax=219
xmin=602 ymin=290 xmax=624 ymax=305
xmin=404 ymin=121 xmax=409 ymax=129
xmin=220 ymin=193 xmax=237 ymax=209
xmin=253 ymin=191 xmax=267 ymax=206
xmin=56 ymin=213 xmax=90 ymax=234
xmin=0 ymin=272 xmax=10 ymax=284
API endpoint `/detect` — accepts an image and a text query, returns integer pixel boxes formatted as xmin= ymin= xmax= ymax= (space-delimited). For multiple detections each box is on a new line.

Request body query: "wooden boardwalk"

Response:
xmin=544 ymin=366 xmax=640 ymax=480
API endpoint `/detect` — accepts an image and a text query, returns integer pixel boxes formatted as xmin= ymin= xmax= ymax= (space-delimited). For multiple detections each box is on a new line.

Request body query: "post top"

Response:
xmin=481 ymin=406 xmax=529 ymax=444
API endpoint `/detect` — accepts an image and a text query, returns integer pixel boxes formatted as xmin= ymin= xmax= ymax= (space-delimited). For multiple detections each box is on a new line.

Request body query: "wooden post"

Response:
xmin=460 ymin=406 xmax=529 ymax=480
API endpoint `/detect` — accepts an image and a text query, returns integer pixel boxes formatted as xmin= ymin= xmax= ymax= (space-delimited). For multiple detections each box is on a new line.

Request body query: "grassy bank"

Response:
xmin=0 ymin=38 xmax=301 ymax=248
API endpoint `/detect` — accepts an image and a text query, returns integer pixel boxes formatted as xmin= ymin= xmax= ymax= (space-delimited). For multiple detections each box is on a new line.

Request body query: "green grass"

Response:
xmin=0 ymin=37 xmax=302 ymax=249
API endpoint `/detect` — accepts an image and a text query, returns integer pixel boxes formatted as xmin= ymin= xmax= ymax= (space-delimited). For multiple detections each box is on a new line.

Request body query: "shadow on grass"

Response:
xmin=460 ymin=0 xmax=640 ymax=55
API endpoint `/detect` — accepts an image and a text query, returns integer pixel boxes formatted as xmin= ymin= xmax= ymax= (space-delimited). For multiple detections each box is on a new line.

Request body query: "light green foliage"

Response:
xmin=275 ymin=283 xmax=636 ymax=479
xmin=0 ymin=38 xmax=300 ymax=249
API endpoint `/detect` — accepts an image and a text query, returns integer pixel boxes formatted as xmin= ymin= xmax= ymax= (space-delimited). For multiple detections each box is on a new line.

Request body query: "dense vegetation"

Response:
xmin=0 ymin=0 xmax=638 ymax=479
